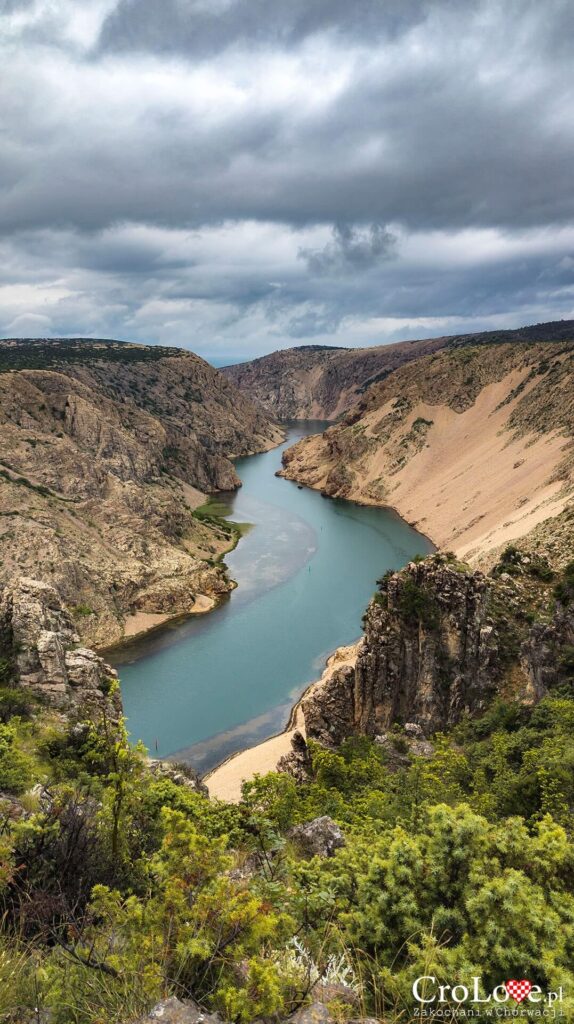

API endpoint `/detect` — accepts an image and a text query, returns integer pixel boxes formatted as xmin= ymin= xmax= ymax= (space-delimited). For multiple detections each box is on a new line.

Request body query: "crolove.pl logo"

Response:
xmin=412 ymin=976 xmax=565 ymax=1017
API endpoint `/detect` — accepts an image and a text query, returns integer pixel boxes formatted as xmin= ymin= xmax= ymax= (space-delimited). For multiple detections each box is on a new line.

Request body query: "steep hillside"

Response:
xmin=280 ymin=338 xmax=574 ymax=564
xmin=223 ymin=319 xmax=574 ymax=421
xmin=223 ymin=338 xmax=446 ymax=420
xmin=0 ymin=339 xmax=282 ymax=646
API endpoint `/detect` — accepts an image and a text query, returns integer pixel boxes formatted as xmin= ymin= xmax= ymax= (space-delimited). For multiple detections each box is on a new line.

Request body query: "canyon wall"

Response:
xmin=223 ymin=320 xmax=574 ymax=422
xmin=280 ymin=339 xmax=574 ymax=565
xmin=0 ymin=339 xmax=282 ymax=646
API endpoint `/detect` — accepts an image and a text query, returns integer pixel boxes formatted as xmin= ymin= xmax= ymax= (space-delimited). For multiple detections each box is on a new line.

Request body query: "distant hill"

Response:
xmin=222 ymin=319 xmax=574 ymax=420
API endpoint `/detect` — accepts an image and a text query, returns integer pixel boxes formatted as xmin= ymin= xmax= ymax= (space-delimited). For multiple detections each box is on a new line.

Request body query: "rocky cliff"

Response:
xmin=0 ymin=338 xmax=282 ymax=646
xmin=280 ymin=336 xmax=574 ymax=564
xmin=223 ymin=338 xmax=446 ymax=420
xmin=0 ymin=576 xmax=120 ymax=716
xmin=301 ymin=553 xmax=574 ymax=747
xmin=223 ymin=320 xmax=574 ymax=422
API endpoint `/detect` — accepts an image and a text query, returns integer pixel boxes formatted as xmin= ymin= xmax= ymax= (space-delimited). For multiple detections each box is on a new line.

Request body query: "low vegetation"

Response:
xmin=1 ymin=671 xmax=574 ymax=1021
xmin=0 ymin=339 xmax=179 ymax=374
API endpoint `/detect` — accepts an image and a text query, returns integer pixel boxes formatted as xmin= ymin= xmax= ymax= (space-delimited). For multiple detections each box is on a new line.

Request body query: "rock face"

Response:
xmin=301 ymin=557 xmax=574 ymax=747
xmin=223 ymin=337 xmax=447 ymax=420
xmin=0 ymin=576 xmax=119 ymax=716
xmin=0 ymin=339 xmax=282 ymax=646
xmin=136 ymin=996 xmax=369 ymax=1024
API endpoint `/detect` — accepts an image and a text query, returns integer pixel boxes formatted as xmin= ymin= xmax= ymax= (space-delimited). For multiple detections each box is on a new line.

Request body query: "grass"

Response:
xmin=193 ymin=499 xmax=253 ymax=556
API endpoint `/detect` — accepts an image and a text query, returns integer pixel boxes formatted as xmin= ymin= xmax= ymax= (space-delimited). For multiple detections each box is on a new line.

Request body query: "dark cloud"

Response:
xmin=0 ymin=0 xmax=573 ymax=356
xmin=97 ymin=0 xmax=428 ymax=58
xmin=300 ymin=224 xmax=397 ymax=274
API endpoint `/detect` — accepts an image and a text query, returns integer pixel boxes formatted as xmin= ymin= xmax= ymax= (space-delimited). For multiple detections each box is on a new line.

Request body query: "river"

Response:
xmin=109 ymin=423 xmax=433 ymax=774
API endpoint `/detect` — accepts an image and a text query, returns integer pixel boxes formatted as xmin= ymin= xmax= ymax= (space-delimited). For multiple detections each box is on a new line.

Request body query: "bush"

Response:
xmin=0 ymin=687 xmax=34 ymax=724
xmin=0 ymin=724 xmax=34 ymax=794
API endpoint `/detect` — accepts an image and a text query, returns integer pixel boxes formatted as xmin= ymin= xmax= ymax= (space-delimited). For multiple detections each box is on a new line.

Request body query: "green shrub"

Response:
xmin=0 ymin=724 xmax=34 ymax=794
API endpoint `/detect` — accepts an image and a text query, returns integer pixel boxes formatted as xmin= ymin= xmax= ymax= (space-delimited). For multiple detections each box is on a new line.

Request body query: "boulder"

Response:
xmin=136 ymin=996 xmax=225 ymax=1024
xmin=289 ymin=816 xmax=345 ymax=858
xmin=0 ymin=577 xmax=120 ymax=717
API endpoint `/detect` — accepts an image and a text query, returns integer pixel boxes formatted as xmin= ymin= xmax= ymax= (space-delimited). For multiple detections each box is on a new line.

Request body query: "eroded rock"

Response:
xmin=289 ymin=816 xmax=345 ymax=859
xmin=0 ymin=576 xmax=119 ymax=717
xmin=136 ymin=996 xmax=225 ymax=1024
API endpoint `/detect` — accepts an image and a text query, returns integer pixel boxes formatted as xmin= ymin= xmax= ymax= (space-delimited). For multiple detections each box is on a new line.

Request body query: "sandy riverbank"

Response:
xmin=205 ymin=641 xmax=360 ymax=802
xmin=121 ymin=593 xmax=217 ymax=641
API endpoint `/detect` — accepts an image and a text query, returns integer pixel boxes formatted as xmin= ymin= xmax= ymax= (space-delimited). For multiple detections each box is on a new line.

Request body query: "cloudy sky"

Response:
xmin=1 ymin=0 xmax=574 ymax=361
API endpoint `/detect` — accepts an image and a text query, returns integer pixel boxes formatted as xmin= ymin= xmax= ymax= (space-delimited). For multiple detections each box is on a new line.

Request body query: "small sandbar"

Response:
xmin=122 ymin=594 xmax=216 ymax=640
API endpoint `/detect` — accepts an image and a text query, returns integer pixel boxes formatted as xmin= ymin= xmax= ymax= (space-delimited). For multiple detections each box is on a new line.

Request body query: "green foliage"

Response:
xmin=0 ymin=686 xmax=34 ymax=723
xmin=554 ymin=560 xmax=574 ymax=605
xmin=398 ymin=576 xmax=439 ymax=628
xmin=71 ymin=603 xmax=94 ymax=618
xmin=493 ymin=544 xmax=555 ymax=581
xmin=3 ymin=691 xmax=574 ymax=1020
xmin=0 ymin=339 xmax=178 ymax=374
xmin=0 ymin=723 xmax=35 ymax=793
xmin=560 ymin=645 xmax=574 ymax=676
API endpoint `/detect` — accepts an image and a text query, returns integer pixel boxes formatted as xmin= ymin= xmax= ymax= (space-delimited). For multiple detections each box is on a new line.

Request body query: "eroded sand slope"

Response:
xmin=280 ymin=342 xmax=574 ymax=564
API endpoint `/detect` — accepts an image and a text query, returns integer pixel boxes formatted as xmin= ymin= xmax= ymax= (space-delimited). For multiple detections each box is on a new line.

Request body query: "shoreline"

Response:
xmin=102 ymin=430 xmax=288 ymax=655
xmin=205 ymin=641 xmax=361 ymax=802
xmin=99 ymin=585 xmax=236 ymax=658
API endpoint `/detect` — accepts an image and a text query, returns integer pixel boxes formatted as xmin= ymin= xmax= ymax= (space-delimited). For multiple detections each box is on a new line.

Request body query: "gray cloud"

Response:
xmin=300 ymin=224 xmax=397 ymax=275
xmin=0 ymin=0 xmax=573 ymax=357
xmin=97 ymin=0 xmax=429 ymax=57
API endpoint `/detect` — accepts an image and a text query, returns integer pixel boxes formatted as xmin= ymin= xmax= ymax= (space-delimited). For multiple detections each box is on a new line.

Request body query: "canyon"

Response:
xmin=2 ymin=327 xmax=574 ymax=790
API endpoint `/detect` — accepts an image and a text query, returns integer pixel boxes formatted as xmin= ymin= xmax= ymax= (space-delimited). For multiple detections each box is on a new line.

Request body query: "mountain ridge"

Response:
xmin=223 ymin=318 xmax=574 ymax=421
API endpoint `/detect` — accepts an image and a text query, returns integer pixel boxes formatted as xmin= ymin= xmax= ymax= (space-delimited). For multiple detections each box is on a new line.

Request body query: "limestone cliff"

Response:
xmin=0 ymin=576 xmax=120 ymax=717
xmin=280 ymin=336 xmax=574 ymax=564
xmin=0 ymin=338 xmax=282 ymax=646
xmin=301 ymin=554 xmax=574 ymax=747
xmin=222 ymin=320 xmax=574 ymax=422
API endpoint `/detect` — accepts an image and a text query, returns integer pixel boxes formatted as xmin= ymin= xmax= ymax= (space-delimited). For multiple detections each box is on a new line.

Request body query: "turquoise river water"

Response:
xmin=109 ymin=423 xmax=432 ymax=774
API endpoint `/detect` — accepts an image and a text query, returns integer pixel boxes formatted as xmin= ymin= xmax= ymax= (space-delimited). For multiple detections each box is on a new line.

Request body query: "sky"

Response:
xmin=1 ymin=0 xmax=574 ymax=362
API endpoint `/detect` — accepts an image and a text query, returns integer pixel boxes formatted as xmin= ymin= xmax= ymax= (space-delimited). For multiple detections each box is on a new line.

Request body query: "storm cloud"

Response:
xmin=1 ymin=0 xmax=573 ymax=358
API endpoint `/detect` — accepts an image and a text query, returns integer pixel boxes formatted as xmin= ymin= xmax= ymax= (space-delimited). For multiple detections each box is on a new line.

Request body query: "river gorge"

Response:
xmin=109 ymin=423 xmax=433 ymax=774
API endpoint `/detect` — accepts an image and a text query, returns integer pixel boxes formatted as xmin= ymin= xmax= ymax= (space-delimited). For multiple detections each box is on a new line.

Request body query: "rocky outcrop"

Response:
xmin=289 ymin=816 xmax=345 ymax=858
xmin=0 ymin=339 xmax=282 ymax=646
xmin=136 ymin=996 xmax=225 ymax=1024
xmin=148 ymin=758 xmax=208 ymax=797
xmin=301 ymin=556 xmax=573 ymax=747
xmin=136 ymin=996 xmax=371 ymax=1024
xmin=0 ymin=577 xmax=120 ymax=716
